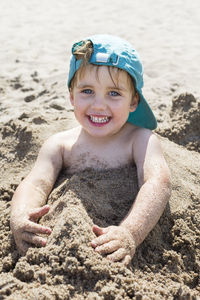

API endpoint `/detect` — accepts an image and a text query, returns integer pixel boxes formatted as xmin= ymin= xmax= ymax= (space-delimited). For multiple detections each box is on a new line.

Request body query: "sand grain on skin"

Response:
xmin=1 ymin=0 xmax=200 ymax=299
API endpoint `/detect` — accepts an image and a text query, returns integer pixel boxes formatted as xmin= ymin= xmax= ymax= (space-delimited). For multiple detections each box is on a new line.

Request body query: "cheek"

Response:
xmin=112 ymin=104 xmax=130 ymax=123
xmin=73 ymin=99 xmax=88 ymax=114
xmin=112 ymin=101 xmax=131 ymax=113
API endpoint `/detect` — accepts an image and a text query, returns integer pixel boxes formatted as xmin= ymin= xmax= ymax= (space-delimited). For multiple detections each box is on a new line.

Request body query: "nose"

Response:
xmin=91 ymin=95 xmax=107 ymax=110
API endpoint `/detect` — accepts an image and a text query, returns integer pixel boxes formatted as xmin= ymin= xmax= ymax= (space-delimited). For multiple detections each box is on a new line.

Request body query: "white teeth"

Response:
xmin=90 ymin=116 xmax=109 ymax=123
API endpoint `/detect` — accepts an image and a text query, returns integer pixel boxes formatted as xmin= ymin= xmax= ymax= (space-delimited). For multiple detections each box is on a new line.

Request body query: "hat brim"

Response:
xmin=127 ymin=92 xmax=157 ymax=130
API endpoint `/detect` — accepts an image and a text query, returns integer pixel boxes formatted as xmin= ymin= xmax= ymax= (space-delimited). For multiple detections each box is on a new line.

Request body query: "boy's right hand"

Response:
xmin=10 ymin=205 xmax=52 ymax=255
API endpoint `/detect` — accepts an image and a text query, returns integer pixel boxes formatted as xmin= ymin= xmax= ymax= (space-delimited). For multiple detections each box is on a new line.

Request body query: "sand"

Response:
xmin=0 ymin=0 xmax=200 ymax=299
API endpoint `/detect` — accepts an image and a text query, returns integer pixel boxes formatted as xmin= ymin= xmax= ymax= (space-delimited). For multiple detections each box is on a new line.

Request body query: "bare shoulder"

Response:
xmin=130 ymin=126 xmax=170 ymax=186
xmin=33 ymin=126 xmax=80 ymax=169
xmin=130 ymin=127 xmax=161 ymax=156
xmin=42 ymin=126 xmax=81 ymax=150
xmin=125 ymin=125 xmax=158 ymax=153
xmin=28 ymin=127 xmax=82 ymax=183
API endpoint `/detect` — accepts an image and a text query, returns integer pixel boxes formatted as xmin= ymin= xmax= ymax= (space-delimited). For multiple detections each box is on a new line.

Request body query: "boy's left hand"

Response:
xmin=91 ymin=224 xmax=136 ymax=265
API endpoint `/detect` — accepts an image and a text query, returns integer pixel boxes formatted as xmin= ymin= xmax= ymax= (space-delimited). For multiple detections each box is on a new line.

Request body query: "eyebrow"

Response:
xmin=76 ymin=83 xmax=127 ymax=91
xmin=76 ymin=83 xmax=93 ymax=89
xmin=107 ymin=86 xmax=127 ymax=91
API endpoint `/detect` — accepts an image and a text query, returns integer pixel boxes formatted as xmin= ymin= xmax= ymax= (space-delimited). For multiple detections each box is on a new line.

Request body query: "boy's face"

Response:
xmin=70 ymin=65 xmax=138 ymax=138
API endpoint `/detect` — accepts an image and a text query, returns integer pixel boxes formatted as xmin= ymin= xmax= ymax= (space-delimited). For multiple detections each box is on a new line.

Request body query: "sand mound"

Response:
xmin=0 ymin=149 xmax=199 ymax=299
xmin=0 ymin=119 xmax=37 ymax=162
xmin=157 ymin=93 xmax=200 ymax=152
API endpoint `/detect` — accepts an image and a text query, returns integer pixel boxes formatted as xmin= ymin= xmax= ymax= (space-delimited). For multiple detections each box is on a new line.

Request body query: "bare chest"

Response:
xmin=65 ymin=146 xmax=133 ymax=174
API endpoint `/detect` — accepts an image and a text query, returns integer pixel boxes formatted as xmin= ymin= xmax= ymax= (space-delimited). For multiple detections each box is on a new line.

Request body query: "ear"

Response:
xmin=129 ymin=92 xmax=139 ymax=112
xmin=69 ymin=89 xmax=74 ymax=106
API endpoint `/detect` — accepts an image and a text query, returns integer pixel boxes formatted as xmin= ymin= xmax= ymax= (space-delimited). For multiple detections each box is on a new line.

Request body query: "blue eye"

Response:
xmin=109 ymin=91 xmax=120 ymax=96
xmin=82 ymin=89 xmax=93 ymax=94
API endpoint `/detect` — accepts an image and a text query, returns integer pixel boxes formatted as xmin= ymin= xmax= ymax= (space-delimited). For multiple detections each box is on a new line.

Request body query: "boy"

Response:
xmin=10 ymin=34 xmax=171 ymax=265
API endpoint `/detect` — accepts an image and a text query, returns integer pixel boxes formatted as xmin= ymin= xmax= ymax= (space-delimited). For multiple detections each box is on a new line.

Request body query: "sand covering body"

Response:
xmin=0 ymin=147 xmax=199 ymax=299
xmin=0 ymin=0 xmax=200 ymax=298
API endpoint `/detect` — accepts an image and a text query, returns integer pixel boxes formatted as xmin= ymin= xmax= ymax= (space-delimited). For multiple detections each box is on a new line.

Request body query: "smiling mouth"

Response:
xmin=89 ymin=115 xmax=111 ymax=124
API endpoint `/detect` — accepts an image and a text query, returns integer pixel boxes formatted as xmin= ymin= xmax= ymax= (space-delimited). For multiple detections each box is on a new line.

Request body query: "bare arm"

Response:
xmin=10 ymin=134 xmax=64 ymax=253
xmin=11 ymin=135 xmax=63 ymax=212
xmin=120 ymin=130 xmax=171 ymax=246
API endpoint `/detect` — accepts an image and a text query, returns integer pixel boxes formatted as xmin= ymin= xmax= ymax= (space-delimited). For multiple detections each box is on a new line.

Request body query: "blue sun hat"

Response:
xmin=67 ymin=34 xmax=157 ymax=130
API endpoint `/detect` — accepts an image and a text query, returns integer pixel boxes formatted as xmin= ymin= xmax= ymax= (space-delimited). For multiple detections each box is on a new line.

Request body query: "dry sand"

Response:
xmin=0 ymin=0 xmax=200 ymax=299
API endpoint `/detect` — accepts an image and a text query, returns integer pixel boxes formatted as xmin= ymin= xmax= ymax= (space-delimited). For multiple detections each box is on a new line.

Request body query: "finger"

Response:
xmin=29 ymin=205 xmax=50 ymax=220
xmin=121 ymin=255 xmax=132 ymax=266
xmin=107 ymin=248 xmax=126 ymax=262
xmin=17 ymin=240 xmax=30 ymax=255
xmin=91 ymin=232 xmax=113 ymax=248
xmin=95 ymin=240 xmax=120 ymax=255
xmin=21 ymin=232 xmax=47 ymax=247
xmin=25 ymin=221 xmax=51 ymax=235
xmin=92 ymin=225 xmax=108 ymax=237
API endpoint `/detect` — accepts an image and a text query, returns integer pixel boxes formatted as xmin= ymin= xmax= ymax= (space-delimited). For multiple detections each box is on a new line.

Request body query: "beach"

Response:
xmin=0 ymin=0 xmax=200 ymax=299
